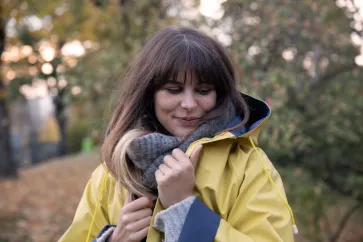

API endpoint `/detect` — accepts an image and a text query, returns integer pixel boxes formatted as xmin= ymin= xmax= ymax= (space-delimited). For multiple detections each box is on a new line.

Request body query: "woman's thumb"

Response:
xmin=190 ymin=145 xmax=203 ymax=167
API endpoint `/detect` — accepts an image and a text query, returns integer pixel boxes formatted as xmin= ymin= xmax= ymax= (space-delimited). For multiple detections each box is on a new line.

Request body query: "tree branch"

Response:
xmin=287 ymin=61 xmax=358 ymax=110
xmin=313 ymin=62 xmax=357 ymax=91
xmin=321 ymin=176 xmax=363 ymax=202
xmin=329 ymin=202 xmax=362 ymax=242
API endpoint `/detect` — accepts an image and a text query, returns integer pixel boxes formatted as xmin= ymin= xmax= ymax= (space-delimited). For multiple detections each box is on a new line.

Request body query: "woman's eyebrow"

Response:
xmin=197 ymin=82 xmax=214 ymax=86
xmin=166 ymin=80 xmax=183 ymax=84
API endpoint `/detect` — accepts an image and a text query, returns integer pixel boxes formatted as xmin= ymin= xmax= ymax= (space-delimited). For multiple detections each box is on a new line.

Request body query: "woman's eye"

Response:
xmin=197 ymin=89 xmax=212 ymax=95
xmin=165 ymin=87 xmax=182 ymax=94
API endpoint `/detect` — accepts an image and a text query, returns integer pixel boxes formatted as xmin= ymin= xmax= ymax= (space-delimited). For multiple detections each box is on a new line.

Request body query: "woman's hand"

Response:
xmin=155 ymin=145 xmax=203 ymax=208
xmin=109 ymin=196 xmax=153 ymax=242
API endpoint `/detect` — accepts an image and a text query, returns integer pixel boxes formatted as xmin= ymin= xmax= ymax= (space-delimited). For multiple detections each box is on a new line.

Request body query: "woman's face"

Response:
xmin=154 ymin=72 xmax=217 ymax=137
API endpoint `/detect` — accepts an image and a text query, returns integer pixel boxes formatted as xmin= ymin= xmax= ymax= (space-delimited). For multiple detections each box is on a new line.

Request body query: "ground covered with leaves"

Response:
xmin=0 ymin=151 xmax=362 ymax=242
xmin=0 ymin=151 xmax=100 ymax=242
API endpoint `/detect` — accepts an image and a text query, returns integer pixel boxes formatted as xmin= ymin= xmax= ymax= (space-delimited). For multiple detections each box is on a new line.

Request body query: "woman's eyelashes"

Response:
xmin=164 ymin=86 xmax=214 ymax=95
xmin=165 ymin=87 xmax=182 ymax=94
xmin=196 ymin=88 xmax=213 ymax=95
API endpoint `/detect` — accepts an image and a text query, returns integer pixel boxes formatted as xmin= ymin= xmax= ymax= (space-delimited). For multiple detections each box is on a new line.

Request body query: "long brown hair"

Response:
xmin=101 ymin=26 xmax=250 ymax=197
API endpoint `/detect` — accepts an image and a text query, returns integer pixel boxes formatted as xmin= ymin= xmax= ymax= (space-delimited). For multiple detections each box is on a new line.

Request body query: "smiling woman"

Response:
xmin=154 ymin=72 xmax=217 ymax=138
xmin=60 ymin=26 xmax=296 ymax=242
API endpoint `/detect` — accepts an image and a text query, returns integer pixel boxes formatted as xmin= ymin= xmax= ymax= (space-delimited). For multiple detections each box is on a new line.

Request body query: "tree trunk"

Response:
xmin=0 ymin=11 xmax=17 ymax=178
xmin=54 ymin=88 xmax=67 ymax=156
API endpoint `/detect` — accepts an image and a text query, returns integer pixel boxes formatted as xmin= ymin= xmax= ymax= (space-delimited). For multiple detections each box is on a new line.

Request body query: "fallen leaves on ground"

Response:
xmin=1 ymin=150 xmax=362 ymax=242
xmin=0 ymin=151 xmax=100 ymax=242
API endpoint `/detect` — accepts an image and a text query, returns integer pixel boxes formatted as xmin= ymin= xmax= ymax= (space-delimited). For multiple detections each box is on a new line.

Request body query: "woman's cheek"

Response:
xmin=203 ymin=95 xmax=217 ymax=110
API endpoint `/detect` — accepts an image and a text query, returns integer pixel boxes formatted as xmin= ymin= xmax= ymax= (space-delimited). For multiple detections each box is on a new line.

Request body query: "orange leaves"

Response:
xmin=0 ymin=151 xmax=99 ymax=242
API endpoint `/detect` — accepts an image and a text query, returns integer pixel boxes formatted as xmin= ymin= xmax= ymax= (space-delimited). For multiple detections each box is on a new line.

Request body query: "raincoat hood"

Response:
xmin=184 ymin=93 xmax=271 ymax=157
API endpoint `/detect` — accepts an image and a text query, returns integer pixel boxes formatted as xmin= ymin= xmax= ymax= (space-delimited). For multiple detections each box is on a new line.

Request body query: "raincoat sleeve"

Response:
xmin=179 ymin=149 xmax=294 ymax=242
xmin=58 ymin=165 xmax=112 ymax=242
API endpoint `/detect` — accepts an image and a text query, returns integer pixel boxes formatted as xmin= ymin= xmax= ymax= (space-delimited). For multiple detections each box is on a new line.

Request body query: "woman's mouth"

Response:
xmin=175 ymin=117 xmax=201 ymax=126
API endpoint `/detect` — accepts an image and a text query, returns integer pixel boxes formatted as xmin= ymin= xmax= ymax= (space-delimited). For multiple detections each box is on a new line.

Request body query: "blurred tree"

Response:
xmin=213 ymin=0 xmax=363 ymax=240
xmin=219 ymin=0 xmax=363 ymax=202
xmin=61 ymin=0 xmax=176 ymax=128
xmin=2 ymin=0 xmax=176 ymax=164
xmin=0 ymin=2 xmax=17 ymax=178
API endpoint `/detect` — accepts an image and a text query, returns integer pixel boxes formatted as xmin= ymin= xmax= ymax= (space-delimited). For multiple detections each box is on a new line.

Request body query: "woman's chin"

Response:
xmin=172 ymin=127 xmax=196 ymax=139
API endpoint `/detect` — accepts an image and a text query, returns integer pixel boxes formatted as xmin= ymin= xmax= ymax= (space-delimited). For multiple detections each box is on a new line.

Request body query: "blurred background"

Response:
xmin=0 ymin=0 xmax=362 ymax=241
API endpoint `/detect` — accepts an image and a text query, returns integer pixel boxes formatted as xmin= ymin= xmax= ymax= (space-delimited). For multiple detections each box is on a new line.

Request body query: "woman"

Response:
xmin=59 ymin=26 xmax=297 ymax=242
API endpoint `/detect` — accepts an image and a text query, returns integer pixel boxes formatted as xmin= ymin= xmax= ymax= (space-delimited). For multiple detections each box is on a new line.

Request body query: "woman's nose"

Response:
xmin=180 ymin=93 xmax=197 ymax=110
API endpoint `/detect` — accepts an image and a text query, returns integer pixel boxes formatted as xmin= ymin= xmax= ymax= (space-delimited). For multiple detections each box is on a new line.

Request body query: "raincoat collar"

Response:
xmin=228 ymin=93 xmax=271 ymax=138
xmin=184 ymin=93 xmax=271 ymax=157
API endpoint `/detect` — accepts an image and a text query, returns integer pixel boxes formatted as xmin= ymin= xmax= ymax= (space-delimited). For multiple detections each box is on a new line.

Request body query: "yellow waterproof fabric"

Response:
xmin=59 ymin=116 xmax=294 ymax=242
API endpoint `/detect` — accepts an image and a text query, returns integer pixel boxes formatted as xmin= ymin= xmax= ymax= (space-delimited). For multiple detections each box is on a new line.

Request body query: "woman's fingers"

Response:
xmin=122 ymin=197 xmax=153 ymax=213
xmin=115 ymin=195 xmax=154 ymax=242
xmin=171 ymin=148 xmax=194 ymax=172
xmin=172 ymin=148 xmax=194 ymax=168
xmin=130 ymin=226 xmax=150 ymax=241
xmin=125 ymin=208 xmax=152 ymax=223
xmin=131 ymin=208 xmax=153 ymax=221
xmin=155 ymin=169 xmax=164 ymax=183
xmin=171 ymin=148 xmax=189 ymax=163
xmin=159 ymin=163 xmax=172 ymax=175
xmin=163 ymin=154 xmax=179 ymax=168
xmin=128 ymin=215 xmax=152 ymax=232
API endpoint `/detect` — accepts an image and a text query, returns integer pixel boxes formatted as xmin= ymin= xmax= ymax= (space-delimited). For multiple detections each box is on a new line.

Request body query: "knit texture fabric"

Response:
xmin=126 ymin=103 xmax=237 ymax=190
xmin=94 ymin=226 xmax=116 ymax=242
xmin=153 ymin=196 xmax=195 ymax=242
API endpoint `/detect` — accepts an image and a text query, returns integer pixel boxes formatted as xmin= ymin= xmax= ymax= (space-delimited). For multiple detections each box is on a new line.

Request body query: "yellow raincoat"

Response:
xmin=59 ymin=96 xmax=295 ymax=242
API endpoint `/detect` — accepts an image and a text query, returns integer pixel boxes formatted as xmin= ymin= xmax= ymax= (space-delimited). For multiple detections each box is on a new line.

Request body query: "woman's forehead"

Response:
xmin=174 ymin=70 xmax=197 ymax=83
xmin=169 ymin=69 xmax=210 ymax=85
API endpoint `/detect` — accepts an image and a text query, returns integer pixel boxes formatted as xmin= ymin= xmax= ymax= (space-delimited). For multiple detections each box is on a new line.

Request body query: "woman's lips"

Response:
xmin=175 ymin=117 xmax=200 ymax=126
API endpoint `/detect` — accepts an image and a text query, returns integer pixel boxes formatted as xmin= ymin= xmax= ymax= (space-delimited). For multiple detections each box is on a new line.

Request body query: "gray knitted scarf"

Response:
xmin=126 ymin=103 xmax=237 ymax=191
